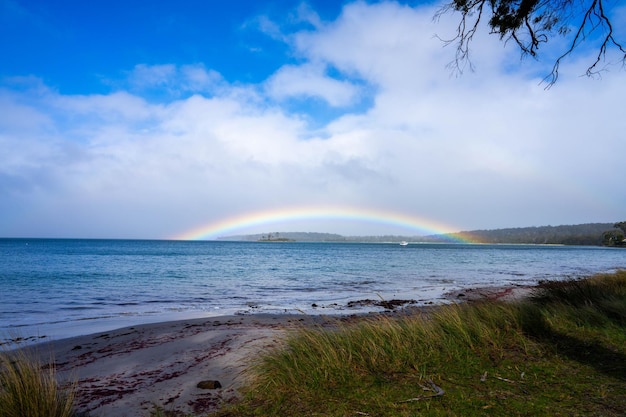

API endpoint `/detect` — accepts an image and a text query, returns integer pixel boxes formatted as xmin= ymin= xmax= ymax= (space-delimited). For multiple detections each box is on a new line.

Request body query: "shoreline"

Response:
xmin=2 ymin=284 xmax=535 ymax=348
xmin=35 ymin=314 xmax=333 ymax=416
xmin=21 ymin=285 xmax=534 ymax=416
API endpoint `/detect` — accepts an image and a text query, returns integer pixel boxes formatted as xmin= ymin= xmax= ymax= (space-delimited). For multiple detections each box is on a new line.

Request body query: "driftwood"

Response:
xmin=397 ymin=379 xmax=445 ymax=403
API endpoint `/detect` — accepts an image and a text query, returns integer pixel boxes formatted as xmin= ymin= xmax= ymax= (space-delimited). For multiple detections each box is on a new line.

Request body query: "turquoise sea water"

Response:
xmin=1 ymin=239 xmax=624 ymax=342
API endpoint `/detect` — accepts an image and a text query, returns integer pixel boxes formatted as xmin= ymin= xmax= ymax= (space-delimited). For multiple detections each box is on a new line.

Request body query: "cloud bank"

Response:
xmin=1 ymin=1 xmax=625 ymax=238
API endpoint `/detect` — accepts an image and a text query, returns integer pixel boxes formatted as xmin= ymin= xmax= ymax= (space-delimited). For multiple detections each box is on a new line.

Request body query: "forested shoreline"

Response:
xmin=219 ymin=222 xmax=625 ymax=246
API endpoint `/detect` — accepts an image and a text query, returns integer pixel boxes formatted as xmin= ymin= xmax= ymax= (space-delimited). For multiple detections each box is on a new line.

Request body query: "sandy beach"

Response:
xmin=24 ymin=285 xmax=533 ymax=417
xmin=30 ymin=314 xmax=336 ymax=416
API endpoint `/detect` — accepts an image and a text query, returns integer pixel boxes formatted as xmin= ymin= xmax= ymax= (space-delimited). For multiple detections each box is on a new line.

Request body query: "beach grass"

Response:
xmin=216 ymin=270 xmax=626 ymax=416
xmin=0 ymin=346 xmax=76 ymax=417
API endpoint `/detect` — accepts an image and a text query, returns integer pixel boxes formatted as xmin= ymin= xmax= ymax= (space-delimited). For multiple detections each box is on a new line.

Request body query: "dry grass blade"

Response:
xmin=0 ymin=346 xmax=77 ymax=417
xmin=396 ymin=379 xmax=445 ymax=403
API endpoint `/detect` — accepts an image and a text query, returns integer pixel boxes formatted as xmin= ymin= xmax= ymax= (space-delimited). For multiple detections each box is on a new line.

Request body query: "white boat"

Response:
xmin=399 ymin=241 xmax=408 ymax=246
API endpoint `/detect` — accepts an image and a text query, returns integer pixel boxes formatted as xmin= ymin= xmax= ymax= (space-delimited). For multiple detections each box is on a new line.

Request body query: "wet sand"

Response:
xmin=33 ymin=314 xmax=336 ymax=416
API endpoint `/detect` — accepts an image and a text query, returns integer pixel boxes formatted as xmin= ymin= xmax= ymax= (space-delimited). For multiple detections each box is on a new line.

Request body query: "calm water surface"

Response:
xmin=1 ymin=239 xmax=624 ymax=342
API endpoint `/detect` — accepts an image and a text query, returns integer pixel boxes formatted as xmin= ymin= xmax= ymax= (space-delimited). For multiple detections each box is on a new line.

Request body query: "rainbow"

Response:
xmin=172 ymin=205 xmax=470 ymax=242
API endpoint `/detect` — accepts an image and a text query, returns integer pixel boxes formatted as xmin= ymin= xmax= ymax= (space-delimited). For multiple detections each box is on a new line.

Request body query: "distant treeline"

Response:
xmin=219 ymin=232 xmax=348 ymax=242
xmin=443 ymin=223 xmax=616 ymax=246
xmin=218 ymin=223 xmax=622 ymax=246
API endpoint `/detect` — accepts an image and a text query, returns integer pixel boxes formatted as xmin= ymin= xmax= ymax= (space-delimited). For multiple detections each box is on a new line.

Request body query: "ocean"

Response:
xmin=1 ymin=238 xmax=624 ymax=343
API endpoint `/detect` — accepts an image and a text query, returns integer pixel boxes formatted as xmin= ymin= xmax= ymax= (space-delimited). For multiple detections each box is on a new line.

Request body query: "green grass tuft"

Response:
xmin=0 ymin=347 xmax=77 ymax=417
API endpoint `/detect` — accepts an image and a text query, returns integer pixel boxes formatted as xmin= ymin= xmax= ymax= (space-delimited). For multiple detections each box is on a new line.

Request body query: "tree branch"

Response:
xmin=438 ymin=0 xmax=625 ymax=86
xmin=434 ymin=0 xmax=485 ymax=75
xmin=545 ymin=0 xmax=626 ymax=87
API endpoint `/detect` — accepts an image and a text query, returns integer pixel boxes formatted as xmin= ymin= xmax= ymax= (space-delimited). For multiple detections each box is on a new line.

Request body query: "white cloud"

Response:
xmin=128 ymin=64 xmax=177 ymax=88
xmin=253 ymin=15 xmax=286 ymax=42
xmin=265 ymin=62 xmax=360 ymax=106
xmin=1 ymin=1 xmax=625 ymax=238
xmin=292 ymin=2 xmax=323 ymax=29
xmin=126 ymin=63 xmax=223 ymax=96
xmin=293 ymin=2 xmax=450 ymax=86
xmin=180 ymin=64 xmax=224 ymax=92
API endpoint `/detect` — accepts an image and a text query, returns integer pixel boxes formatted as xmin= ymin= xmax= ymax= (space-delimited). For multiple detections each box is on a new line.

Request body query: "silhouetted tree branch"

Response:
xmin=436 ymin=0 xmax=626 ymax=87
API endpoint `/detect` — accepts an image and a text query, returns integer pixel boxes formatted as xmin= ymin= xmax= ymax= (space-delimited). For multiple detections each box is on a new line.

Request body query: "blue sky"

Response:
xmin=1 ymin=0 xmax=625 ymax=238
xmin=1 ymin=0 xmax=350 ymax=92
